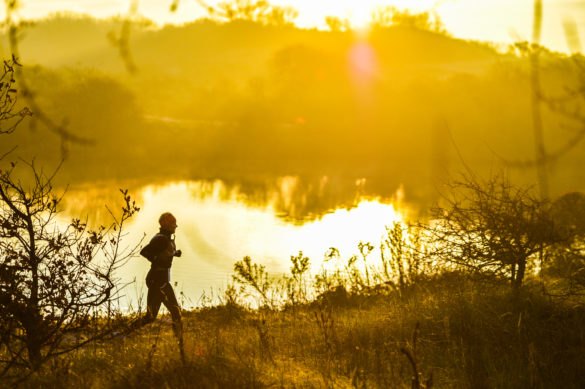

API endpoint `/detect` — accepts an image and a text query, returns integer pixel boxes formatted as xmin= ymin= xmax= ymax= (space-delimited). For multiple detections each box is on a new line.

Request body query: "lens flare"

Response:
xmin=348 ymin=42 xmax=378 ymax=83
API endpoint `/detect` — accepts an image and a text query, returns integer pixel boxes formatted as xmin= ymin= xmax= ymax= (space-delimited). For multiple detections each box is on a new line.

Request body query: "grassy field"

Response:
xmin=8 ymin=272 xmax=585 ymax=389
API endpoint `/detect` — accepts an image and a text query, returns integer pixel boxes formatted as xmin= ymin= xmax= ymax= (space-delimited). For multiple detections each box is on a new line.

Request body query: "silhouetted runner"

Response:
xmin=131 ymin=212 xmax=184 ymax=351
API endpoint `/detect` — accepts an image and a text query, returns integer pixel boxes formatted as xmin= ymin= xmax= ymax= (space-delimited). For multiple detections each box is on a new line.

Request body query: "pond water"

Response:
xmin=62 ymin=180 xmax=408 ymax=309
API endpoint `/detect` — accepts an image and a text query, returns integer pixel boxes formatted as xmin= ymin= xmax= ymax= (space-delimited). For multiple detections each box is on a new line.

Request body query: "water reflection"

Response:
xmin=62 ymin=180 xmax=407 ymax=308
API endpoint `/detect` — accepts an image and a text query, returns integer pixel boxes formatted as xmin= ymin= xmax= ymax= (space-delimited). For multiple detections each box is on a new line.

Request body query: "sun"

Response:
xmin=345 ymin=3 xmax=374 ymax=31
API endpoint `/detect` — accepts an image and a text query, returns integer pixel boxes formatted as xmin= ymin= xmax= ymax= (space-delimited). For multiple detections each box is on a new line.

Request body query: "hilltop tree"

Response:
xmin=324 ymin=16 xmax=351 ymax=32
xmin=193 ymin=0 xmax=298 ymax=26
xmin=371 ymin=6 xmax=445 ymax=33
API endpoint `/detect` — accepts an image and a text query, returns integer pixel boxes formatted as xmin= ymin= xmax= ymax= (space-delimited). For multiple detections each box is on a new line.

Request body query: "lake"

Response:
xmin=62 ymin=179 xmax=408 ymax=309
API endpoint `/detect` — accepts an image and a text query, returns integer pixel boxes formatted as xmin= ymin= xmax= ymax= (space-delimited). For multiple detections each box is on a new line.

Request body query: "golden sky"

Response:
xmin=3 ymin=0 xmax=584 ymax=53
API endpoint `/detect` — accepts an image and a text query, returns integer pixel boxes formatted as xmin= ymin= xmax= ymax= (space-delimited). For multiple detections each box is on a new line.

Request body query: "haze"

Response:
xmin=1 ymin=1 xmax=584 ymax=219
xmin=3 ymin=0 xmax=584 ymax=53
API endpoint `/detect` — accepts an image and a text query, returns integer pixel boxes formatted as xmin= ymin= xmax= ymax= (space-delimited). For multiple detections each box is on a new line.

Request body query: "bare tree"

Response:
xmin=505 ymin=1 xmax=585 ymax=199
xmin=425 ymin=174 xmax=561 ymax=293
xmin=529 ymin=0 xmax=548 ymax=199
xmin=0 ymin=161 xmax=140 ymax=378
xmin=0 ymin=57 xmax=31 ymax=138
xmin=106 ymin=0 xmax=140 ymax=74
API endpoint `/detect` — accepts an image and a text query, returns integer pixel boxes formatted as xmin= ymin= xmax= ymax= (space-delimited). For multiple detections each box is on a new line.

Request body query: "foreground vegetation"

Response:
xmin=2 ymin=168 xmax=584 ymax=388
xmin=3 ymin=272 xmax=584 ymax=389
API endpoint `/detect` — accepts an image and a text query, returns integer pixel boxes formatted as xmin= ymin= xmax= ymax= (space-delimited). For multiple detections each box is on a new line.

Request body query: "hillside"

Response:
xmin=1 ymin=15 xmax=583 ymax=213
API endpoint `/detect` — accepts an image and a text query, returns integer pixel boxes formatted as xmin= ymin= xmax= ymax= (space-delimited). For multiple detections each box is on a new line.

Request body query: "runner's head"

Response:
xmin=159 ymin=212 xmax=177 ymax=233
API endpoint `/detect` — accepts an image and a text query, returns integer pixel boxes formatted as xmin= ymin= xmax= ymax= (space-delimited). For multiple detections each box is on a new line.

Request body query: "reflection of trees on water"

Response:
xmin=61 ymin=176 xmax=406 ymax=225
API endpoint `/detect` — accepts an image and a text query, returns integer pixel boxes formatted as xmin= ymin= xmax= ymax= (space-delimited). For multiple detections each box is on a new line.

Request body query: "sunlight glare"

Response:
xmin=297 ymin=199 xmax=405 ymax=273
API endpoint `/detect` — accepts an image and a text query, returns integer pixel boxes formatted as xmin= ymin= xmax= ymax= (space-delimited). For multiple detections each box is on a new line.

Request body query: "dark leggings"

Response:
xmin=133 ymin=281 xmax=183 ymax=340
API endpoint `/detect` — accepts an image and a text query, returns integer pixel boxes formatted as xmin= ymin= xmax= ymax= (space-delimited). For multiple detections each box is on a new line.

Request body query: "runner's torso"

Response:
xmin=141 ymin=230 xmax=176 ymax=287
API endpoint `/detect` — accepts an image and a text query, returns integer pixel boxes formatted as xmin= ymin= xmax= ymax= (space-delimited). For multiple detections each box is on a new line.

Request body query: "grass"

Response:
xmin=5 ymin=272 xmax=585 ymax=389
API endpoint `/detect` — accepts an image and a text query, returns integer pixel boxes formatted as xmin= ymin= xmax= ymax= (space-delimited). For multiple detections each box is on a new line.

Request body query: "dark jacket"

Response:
xmin=140 ymin=229 xmax=177 ymax=287
xmin=140 ymin=229 xmax=176 ymax=269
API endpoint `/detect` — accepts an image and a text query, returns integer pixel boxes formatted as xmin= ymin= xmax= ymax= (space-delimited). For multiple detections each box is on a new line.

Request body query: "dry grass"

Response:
xmin=5 ymin=273 xmax=585 ymax=388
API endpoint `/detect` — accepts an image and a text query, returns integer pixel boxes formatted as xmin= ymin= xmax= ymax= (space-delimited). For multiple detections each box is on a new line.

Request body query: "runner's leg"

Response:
xmin=160 ymin=283 xmax=182 ymax=339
